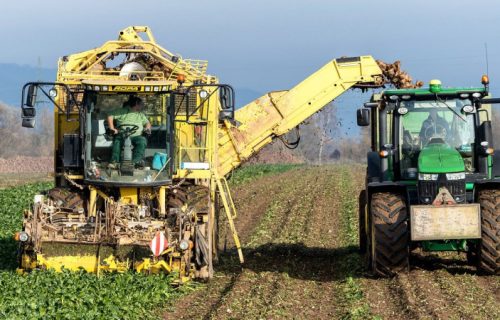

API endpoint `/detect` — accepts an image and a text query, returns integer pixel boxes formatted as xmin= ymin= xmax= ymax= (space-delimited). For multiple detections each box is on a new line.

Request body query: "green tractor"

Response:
xmin=357 ymin=77 xmax=500 ymax=276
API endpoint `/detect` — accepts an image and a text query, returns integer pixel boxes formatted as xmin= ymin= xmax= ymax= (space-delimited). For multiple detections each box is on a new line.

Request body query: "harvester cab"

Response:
xmin=358 ymin=77 xmax=500 ymax=276
xmin=21 ymin=80 xmax=235 ymax=186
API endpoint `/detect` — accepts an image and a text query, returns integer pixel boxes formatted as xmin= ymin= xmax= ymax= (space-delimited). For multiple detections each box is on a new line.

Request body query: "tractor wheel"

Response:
xmin=358 ymin=190 xmax=367 ymax=254
xmin=477 ymin=189 xmax=500 ymax=275
xmin=370 ymin=192 xmax=409 ymax=277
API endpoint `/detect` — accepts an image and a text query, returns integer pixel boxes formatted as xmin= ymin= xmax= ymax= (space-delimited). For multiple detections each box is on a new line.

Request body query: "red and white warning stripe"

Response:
xmin=150 ymin=231 xmax=167 ymax=257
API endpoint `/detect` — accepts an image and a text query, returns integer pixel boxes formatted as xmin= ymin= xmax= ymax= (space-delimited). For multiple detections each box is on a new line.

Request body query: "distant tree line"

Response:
xmin=0 ymin=103 xmax=53 ymax=158
xmin=250 ymin=103 xmax=370 ymax=165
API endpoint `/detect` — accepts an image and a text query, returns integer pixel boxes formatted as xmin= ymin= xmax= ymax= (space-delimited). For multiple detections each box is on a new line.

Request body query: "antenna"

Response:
xmin=37 ymin=56 xmax=42 ymax=81
xmin=484 ymin=43 xmax=489 ymax=76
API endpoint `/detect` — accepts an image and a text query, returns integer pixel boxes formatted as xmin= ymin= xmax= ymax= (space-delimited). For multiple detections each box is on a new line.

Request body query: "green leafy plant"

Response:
xmin=0 ymin=182 xmax=189 ymax=319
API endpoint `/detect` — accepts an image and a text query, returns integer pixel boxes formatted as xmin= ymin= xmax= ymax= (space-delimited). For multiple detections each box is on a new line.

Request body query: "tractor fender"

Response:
xmin=473 ymin=178 xmax=500 ymax=201
xmin=366 ymin=182 xmax=409 ymax=201
xmin=366 ymin=182 xmax=410 ymax=214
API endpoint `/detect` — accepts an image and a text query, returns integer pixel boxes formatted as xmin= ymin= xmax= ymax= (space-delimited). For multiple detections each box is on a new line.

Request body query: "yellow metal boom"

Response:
xmin=217 ymin=56 xmax=384 ymax=176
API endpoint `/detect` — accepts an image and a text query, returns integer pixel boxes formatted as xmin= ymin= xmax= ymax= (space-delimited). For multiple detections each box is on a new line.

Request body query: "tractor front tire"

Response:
xmin=370 ymin=192 xmax=409 ymax=277
xmin=478 ymin=189 xmax=500 ymax=275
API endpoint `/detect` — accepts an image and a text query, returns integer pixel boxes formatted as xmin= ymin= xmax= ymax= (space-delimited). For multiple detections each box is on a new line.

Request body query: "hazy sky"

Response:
xmin=2 ymin=0 xmax=500 ymax=116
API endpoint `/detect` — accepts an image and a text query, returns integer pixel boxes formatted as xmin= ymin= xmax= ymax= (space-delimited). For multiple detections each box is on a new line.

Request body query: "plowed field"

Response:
xmin=165 ymin=165 xmax=499 ymax=320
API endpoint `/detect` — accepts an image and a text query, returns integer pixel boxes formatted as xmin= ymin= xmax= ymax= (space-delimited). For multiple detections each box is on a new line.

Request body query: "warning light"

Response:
xmin=429 ymin=79 xmax=442 ymax=93
xmin=481 ymin=75 xmax=489 ymax=85
xmin=177 ymin=74 xmax=186 ymax=84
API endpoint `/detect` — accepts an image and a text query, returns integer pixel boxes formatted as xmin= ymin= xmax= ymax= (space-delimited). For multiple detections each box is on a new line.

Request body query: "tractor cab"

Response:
xmin=358 ymin=79 xmax=496 ymax=191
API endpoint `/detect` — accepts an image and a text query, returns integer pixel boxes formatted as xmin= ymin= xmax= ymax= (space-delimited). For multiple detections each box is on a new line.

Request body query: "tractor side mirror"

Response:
xmin=219 ymin=85 xmax=235 ymax=121
xmin=21 ymin=107 xmax=37 ymax=128
xmin=479 ymin=121 xmax=493 ymax=147
xmin=357 ymin=108 xmax=370 ymax=126
xmin=22 ymin=117 xmax=36 ymax=128
xmin=22 ymin=84 xmax=38 ymax=128
xmin=25 ymin=84 xmax=37 ymax=108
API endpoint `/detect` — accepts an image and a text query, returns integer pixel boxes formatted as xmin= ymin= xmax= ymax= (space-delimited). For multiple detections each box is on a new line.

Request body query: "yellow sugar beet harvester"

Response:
xmin=17 ymin=26 xmax=385 ymax=281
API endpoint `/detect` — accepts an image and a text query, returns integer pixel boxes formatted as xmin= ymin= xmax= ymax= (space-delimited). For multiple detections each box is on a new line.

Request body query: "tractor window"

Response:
xmin=85 ymin=92 xmax=172 ymax=184
xmin=399 ymin=98 xmax=475 ymax=177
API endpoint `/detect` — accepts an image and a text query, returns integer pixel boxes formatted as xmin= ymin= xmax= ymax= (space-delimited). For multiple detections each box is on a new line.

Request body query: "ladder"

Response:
xmin=213 ymin=174 xmax=244 ymax=263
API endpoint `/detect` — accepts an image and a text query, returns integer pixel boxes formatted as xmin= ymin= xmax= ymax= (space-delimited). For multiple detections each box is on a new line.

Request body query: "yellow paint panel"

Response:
xmin=120 ymin=187 xmax=138 ymax=204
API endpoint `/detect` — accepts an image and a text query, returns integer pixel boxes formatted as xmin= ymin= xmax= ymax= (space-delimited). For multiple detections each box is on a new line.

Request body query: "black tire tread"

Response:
xmin=371 ymin=192 xmax=409 ymax=277
xmin=478 ymin=189 xmax=500 ymax=275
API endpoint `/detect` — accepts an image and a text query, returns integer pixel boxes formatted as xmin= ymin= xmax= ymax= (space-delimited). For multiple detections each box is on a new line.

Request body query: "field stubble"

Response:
xmin=166 ymin=164 xmax=499 ymax=320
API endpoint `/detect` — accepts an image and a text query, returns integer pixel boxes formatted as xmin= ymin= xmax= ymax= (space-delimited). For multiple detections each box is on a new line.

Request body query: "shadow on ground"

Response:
xmin=0 ymin=237 xmax=19 ymax=271
xmin=216 ymin=243 xmax=363 ymax=282
xmin=216 ymin=243 xmax=483 ymax=282
xmin=411 ymin=251 xmax=481 ymax=276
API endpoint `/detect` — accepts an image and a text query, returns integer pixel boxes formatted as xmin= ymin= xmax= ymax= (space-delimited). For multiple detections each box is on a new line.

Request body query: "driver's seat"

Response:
xmin=93 ymin=119 xmax=113 ymax=148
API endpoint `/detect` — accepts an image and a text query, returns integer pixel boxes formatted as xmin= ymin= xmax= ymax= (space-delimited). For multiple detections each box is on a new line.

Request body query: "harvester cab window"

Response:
xmin=399 ymin=98 xmax=475 ymax=177
xmin=85 ymin=92 xmax=171 ymax=184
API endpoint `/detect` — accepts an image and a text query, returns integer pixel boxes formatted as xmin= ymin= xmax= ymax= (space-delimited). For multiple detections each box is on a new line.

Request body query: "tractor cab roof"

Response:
xmin=372 ymin=82 xmax=488 ymax=103
xmin=382 ymin=86 xmax=487 ymax=98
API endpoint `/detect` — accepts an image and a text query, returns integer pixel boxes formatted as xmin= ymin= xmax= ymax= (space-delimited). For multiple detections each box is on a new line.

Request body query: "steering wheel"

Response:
xmin=424 ymin=123 xmax=447 ymax=142
xmin=117 ymin=124 xmax=139 ymax=138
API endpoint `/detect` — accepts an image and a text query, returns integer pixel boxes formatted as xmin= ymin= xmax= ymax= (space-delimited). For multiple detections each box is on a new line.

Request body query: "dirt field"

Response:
xmin=165 ymin=165 xmax=499 ymax=320
xmin=0 ymin=156 xmax=52 ymax=174
xmin=0 ymin=157 xmax=52 ymax=188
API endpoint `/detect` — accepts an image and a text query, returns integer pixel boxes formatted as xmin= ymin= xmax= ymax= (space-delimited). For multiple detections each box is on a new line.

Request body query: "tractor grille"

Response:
xmin=418 ymin=174 xmax=466 ymax=204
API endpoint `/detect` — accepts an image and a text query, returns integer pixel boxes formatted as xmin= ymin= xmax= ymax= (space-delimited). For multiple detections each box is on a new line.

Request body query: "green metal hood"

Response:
xmin=418 ymin=142 xmax=464 ymax=173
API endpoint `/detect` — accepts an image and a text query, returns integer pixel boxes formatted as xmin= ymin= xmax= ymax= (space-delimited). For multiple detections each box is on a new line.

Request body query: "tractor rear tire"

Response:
xmin=370 ymin=192 xmax=409 ymax=277
xmin=358 ymin=190 xmax=367 ymax=254
xmin=477 ymin=189 xmax=500 ymax=275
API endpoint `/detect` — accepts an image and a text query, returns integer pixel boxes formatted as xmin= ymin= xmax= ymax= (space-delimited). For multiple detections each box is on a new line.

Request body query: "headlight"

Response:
xmin=179 ymin=239 xmax=189 ymax=251
xmin=462 ymin=105 xmax=474 ymax=113
xmin=397 ymin=107 xmax=408 ymax=115
xmin=48 ymin=88 xmax=58 ymax=98
xmin=446 ymin=172 xmax=465 ymax=180
xmin=199 ymin=90 xmax=208 ymax=99
xmin=418 ymin=173 xmax=438 ymax=181
xmin=14 ymin=231 xmax=29 ymax=242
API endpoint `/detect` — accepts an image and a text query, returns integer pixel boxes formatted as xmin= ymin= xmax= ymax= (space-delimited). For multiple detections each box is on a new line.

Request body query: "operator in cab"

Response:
xmin=107 ymin=96 xmax=151 ymax=169
xmin=419 ymin=109 xmax=450 ymax=145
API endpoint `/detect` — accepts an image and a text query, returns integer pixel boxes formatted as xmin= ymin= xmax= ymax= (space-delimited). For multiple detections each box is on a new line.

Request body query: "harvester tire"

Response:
xmin=370 ymin=192 xmax=409 ymax=277
xmin=478 ymin=189 xmax=500 ymax=275
xmin=168 ymin=185 xmax=213 ymax=279
xmin=358 ymin=190 xmax=367 ymax=254
xmin=47 ymin=188 xmax=84 ymax=210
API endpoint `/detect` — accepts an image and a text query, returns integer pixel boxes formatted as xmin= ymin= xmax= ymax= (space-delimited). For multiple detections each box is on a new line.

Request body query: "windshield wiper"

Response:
xmin=435 ymin=94 xmax=467 ymax=122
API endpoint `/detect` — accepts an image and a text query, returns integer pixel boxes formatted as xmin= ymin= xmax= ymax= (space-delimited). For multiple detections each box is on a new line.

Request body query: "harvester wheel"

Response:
xmin=168 ymin=185 xmax=213 ymax=279
xmin=370 ymin=192 xmax=409 ymax=277
xmin=358 ymin=190 xmax=367 ymax=254
xmin=477 ymin=189 xmax=500 ymax=275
